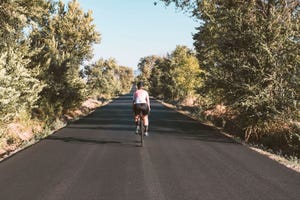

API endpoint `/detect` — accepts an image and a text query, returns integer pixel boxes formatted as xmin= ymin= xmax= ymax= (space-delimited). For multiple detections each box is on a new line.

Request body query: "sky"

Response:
xmin=63 ymin=0 xmax=199 ymax=69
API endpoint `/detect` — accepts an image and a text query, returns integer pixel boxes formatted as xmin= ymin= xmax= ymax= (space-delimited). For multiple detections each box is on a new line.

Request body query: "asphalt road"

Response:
xmin=0 ymin=93 xmax=299 ymax=200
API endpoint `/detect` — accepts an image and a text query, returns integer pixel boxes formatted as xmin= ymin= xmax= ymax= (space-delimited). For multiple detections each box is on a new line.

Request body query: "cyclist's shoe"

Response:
xmin=135 ymin=126 xmax=140 ymax=134
xmin=144 ymin=126 xmax=149 ymax=136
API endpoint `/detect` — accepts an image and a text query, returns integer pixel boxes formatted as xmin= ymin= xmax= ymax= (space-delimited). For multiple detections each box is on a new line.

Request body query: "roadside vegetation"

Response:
xmin=0 ymin=0 xmax=133 ymax=158
xmin=139 ymin=0 xmax=299 ymax=160
xmin=1 ymin=0 xmax=299 ymax=162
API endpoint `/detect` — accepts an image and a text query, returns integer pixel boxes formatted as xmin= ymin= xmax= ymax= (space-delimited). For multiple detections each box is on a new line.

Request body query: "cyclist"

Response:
xmin=133 ymin=81 xmax=151 ymax=136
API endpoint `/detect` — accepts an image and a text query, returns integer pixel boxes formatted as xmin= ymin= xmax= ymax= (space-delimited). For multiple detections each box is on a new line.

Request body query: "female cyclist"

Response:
xmin=132 ymin=81 xmax=151 ymax=136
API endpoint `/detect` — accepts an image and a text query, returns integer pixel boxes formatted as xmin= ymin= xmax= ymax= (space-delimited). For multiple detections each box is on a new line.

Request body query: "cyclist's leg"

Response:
xmin=134 ymin=114 xmax=139 ymax=124
xmin=142 ymin=115 xmax=149 ymax=136
xmin=133 ymin=104 xmax=140 ymax=123
xmin=142 ymin=115 xmax=149 ymax=126
xmin=141 ymin=103 xmax=149 ymax=135
xmin=140 ymin=103 xmax=149 ymax=125
xmin=133 ymin=104 xmax=140 ymax=134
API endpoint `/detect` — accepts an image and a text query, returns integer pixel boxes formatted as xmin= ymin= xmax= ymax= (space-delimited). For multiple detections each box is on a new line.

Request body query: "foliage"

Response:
xmin=0 ymin=0 xmax=50 ymax=152
xmin=159 ymin=0 xmax=300 ymax=141
xmin=29 ymin=0 xmax=100 ymax=119
xmin=84 ymin=58 xmax=134 ymax=99
xmin=0 ymin=0 xmax=47 ymax=123
xmin=143 ymin=45 xmax=201 ymax=103
xmin=156 ymin=0 xmax=201 ymax=17
xmin=0 ymin=0 xmax=136 ymax=156
xmin=195 ymin=1 xmax=299 ymax=138
xmin=149 ymin=56 xmax=174 ymax=99
xmin=0 ymin=47 xmax=43 ymax=122
xmin=118 ymin=66 xmax=134 ymax=94
xmin=169 ymin=45 xmax=201 ymax=101
xmin=136 ymin=55 xmax=160 ymax=89
xmin=148 ymin=57 xmax=169 ymax=98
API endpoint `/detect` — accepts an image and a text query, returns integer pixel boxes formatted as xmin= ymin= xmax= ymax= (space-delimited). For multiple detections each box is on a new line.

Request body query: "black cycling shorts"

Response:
xmin=133 ymin=103 xmax=149 ymax=115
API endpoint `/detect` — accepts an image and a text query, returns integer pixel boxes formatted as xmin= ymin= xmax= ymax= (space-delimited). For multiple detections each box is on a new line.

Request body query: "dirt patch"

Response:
xmin=7 ymin=123 xmax=33 ymax=141
xmin=0 ymin=148 xmax=6 ymax=157
xmin=64 ymin=98 xmax=105 ymax=121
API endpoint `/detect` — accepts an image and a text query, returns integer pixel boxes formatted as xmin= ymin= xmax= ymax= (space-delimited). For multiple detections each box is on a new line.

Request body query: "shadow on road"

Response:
xmin=45 ymin=135 xmax=143 ymax=147
xmin=46 ymin=135 xmax=122 ymax=144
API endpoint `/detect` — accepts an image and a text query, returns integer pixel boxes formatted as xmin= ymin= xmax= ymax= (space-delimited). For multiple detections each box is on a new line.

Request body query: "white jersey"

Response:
xmin=133 ymin=89 xmax=149 ymax=104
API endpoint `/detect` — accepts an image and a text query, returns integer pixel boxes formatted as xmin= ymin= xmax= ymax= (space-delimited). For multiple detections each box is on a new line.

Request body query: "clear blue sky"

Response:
xmin=64 ymin=0 xmax=198 ymax=69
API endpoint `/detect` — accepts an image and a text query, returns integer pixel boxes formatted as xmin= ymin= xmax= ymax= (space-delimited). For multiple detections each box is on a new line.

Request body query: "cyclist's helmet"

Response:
xmin=137 ymin=81 xmax=144 ymax=89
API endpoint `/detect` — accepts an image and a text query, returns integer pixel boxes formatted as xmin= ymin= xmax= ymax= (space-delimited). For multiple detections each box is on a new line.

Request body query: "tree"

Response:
xmin=160 ymin=0 xmax=300 ymax=140
xmin=0 ymin=47 xmax=43 ymax=123
xmin=147 ymin=46 xmax=201 ymax=103
xmin=85 ymin=58 xmax=133 ymax=98
xmin=136 ymin=55 xmax=160 ymax=89
xmin=149 ymin=57 xmax=175 ymax=100
xmin=29 ymin=0 xmax=100 ymax=118
xmin=170 ymin=45 xmax=200 ymax=101
xmin=118 ymin=66 xmax=134 ymax=94
xmin=194 ymin=1 xmax=300 ymax=137
xmin=85 ymin=58 xmax=119 ymax=98
xmin=0 ymin=0 xmax=47 ymax=122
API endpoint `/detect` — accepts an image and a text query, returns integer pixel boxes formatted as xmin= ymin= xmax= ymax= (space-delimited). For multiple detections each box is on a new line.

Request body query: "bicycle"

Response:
xmin=137 ymin=111 xmax=145 ymax=147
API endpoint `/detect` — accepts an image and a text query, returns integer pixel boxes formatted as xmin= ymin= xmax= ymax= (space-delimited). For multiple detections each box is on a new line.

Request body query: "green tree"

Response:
xmin=195 ymin=1 xmax=299 ymax=138
xmin=118 ymin=66 xmax=134 ymax=94
xmin=170 ymin=45 xmax=200 ymax=101
xmin=160 ymin=0 xmax=300 ymax=140
xmin=85 ymin=58 xmax=133 ymax=98
xmin=136 ymin=55 xmax=159 ymax=89
xmin=30 ymin=0 xmax=100 ymax=119
xmin=147 ymin=46 xmax=200 ymax=103
xmin=149 ymin=57 xmax=172 ymax=99
xmin=0 ymin=47 xmax=43 ymax=123
xmin=0 ymin=0 xmax=47 ymax=122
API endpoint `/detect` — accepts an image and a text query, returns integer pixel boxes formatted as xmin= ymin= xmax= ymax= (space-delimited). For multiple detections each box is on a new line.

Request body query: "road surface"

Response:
xmin=0 ymin=93 xmax=299 ymax=200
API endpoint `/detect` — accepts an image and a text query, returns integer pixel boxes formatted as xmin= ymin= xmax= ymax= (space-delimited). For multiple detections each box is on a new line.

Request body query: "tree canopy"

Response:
xmin=84 ymin=58 xmax=133 ymax=99
xmin=158 ymin=0 xmax=300 ymax=143
xmin=138 ymin=45 xmax=201 ymax=103
xmin=0 ymin=0 xmax=133 ymax=125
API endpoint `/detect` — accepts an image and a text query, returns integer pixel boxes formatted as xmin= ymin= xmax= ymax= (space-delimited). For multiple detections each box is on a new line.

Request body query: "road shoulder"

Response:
xmin=157 ymin=99 xmax=300 ymax=173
